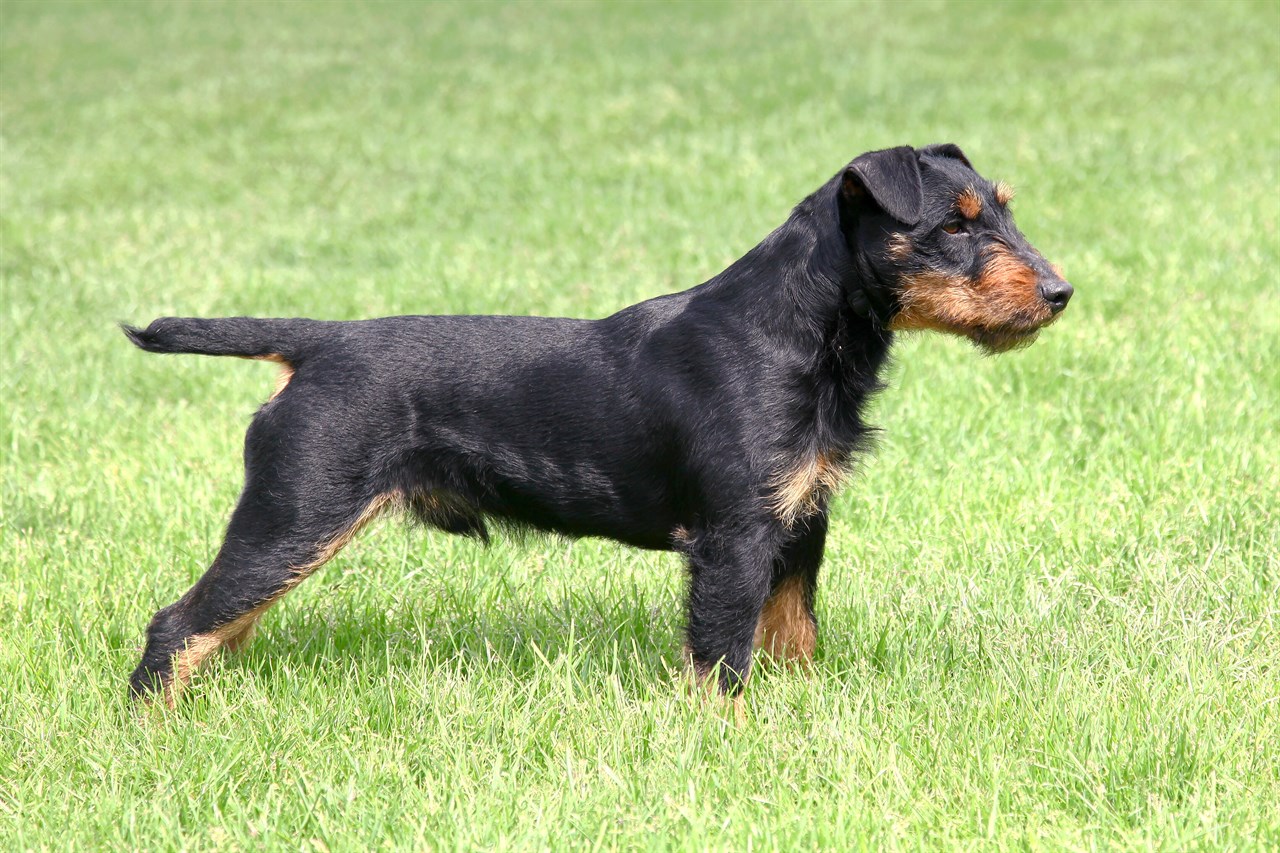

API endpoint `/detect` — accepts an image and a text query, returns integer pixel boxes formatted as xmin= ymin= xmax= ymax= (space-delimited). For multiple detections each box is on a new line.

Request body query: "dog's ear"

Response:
xmin=919 ymin=143 xmax=973 ymax=170
xmin=840 ymin=146 xmax=922 ymax=226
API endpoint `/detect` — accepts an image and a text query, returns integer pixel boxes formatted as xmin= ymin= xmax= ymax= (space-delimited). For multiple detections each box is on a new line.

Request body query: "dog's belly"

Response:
xmin=399 ymin=422 xmax=684 ymax=550
xmin=382 ymin=345 xmax=682 ymax=548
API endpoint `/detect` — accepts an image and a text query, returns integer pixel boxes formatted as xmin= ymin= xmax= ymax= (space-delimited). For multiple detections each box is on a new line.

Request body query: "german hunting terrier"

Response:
xmin=124 ymin=144 xmax=1072 ymax=705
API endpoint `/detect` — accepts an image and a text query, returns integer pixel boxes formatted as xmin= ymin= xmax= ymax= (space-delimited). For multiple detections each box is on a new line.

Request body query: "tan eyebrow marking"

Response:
xmin=957 ymin=186 xmax=982 ymax=219
xmin=994 ymin=181 xmax=1015 ymax=205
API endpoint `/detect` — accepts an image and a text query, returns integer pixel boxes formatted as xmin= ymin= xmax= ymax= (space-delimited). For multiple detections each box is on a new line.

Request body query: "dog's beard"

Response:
xmin=970 ymin=325 xmax=1042 ymax=354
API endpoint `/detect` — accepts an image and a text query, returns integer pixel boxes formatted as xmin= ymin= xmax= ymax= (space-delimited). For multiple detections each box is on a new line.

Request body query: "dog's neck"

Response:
xmin=695 ymin=175 xmax=894 ymax=447
xmin=704 ymin=180 xmax=891 ymax=357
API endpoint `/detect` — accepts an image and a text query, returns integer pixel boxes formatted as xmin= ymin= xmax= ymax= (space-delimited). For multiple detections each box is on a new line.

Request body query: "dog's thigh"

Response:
xmin=754 ymin=513 xmax=826 ymax=665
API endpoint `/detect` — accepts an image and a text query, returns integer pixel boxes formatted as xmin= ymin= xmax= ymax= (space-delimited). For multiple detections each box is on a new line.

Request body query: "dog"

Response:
xmin=123 ymin=143 xmax=1071 ymax=706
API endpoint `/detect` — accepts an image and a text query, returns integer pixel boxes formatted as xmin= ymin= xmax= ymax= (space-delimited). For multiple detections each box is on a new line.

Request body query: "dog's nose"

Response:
xmin=1038 ymin=278 xmax=1073 ymax=314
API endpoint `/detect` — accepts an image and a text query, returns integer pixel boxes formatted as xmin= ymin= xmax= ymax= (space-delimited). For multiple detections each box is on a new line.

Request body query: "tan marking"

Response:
xmin=753 ymin=576 xmax=816 ymax=664
xmin=979 ymin=245 xmax=1041 ymax=306
xmin=165 ymin=600 xmax=273 ymax=707
xmin=159 ymin=493 xmax=399 ymax=707
xmin=223 ymin=608 xmax=263 ymax=652
xmin=170 ymin=636 xmax=220 ymax=695
xmin=269 ymin=364 xmax=294 ymax=400
xmin=283 ymin=492 xmax=399 ymax=589
xmin=237 ymin=353 xmax=295 ymax=401
xmin=890 ymin=246 xmax=1052 ymax=352
xmin=890 ymin=270 xmax=972 ymax=334
xmin=957 ymin=186 xmax=983 ymax=219
xmin=671 ymin=525 xmax=692 ymax=547
xmin=885 ymin=233 xmax=913 ymax=261
xmin=771 ymin=450 xmax=845 ymax=527
xmin=254 ymin=354 xmax=294 ymax=401
xmin=994 ymin=181 xmax=1015 ymax=205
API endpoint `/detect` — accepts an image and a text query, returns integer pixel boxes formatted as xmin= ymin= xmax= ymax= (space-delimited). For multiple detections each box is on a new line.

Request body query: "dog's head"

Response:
xmin=837 ymin=144 xmax=1072 ymax=353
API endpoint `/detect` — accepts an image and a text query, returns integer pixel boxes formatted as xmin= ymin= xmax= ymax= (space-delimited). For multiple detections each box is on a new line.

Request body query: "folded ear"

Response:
xmin=840 ymin=146 xmax=922 ymax=226
xmin=919 ymin=142 xmax=973 ymax=170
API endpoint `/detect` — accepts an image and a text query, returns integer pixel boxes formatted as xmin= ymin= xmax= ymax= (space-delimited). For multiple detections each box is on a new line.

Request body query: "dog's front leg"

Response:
xmin=683 ymin=522 xmax=778 ymax=695
xmin=755 ymin=512 xmax=826 ymax=666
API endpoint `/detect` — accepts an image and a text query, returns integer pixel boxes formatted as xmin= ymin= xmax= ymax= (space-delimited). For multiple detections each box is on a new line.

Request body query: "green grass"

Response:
xmin=2 ymin=0 xmax=1278 ymax=849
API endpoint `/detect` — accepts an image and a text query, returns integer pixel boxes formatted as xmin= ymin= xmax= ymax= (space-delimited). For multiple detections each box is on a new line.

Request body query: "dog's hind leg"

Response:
xmin=683 ymin=523 xmax=777 ymax=696
xmin=129 ymin=483 xmax=393 ymax=706
xmin=129 ymin=412 xmax=395 ymax=706
xmin=754 ymin=512 xmax=826 ymax=666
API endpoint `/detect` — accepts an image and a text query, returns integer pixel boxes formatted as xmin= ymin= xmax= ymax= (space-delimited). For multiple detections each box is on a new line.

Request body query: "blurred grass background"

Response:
xmin=2 ymin=1 xmax=1277 ymax=849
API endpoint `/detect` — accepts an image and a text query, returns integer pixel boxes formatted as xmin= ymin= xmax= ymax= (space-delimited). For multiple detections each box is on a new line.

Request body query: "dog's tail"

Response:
xmin=121 ymin=317 xmax=322 ymax=363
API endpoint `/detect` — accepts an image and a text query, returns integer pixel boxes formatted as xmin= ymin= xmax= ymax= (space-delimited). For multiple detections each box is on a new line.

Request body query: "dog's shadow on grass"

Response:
xmin=214 ymin=583 xmax=690 ymax=697
xmin=113 ymin=586 xmax=944 ymax=707
xmin=109 ymin=556 xmax=930 ymax=705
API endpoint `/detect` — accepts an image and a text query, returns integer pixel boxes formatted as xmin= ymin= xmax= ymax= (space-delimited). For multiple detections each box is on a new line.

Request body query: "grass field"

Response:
xmin=3 ymin=0 xmax=1278 ymax=849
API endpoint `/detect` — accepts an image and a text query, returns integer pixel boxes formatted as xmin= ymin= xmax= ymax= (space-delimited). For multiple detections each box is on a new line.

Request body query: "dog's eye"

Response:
xmin=942 ymin=222 xmax=963 ymax=235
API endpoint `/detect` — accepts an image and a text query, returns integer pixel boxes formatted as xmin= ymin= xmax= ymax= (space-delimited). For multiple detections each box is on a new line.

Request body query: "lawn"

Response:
xmin=2 ymin=0 xmax=1277 ymax=849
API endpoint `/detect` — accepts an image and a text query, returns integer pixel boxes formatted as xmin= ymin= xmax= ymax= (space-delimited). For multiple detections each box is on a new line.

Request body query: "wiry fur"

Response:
xmin=123 ymin=143 xmax=1071 ymax=704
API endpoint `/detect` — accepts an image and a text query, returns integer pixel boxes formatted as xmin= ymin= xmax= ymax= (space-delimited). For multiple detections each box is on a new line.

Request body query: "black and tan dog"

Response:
xmin=124 ymin=144 xmax=1071 ymax=705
